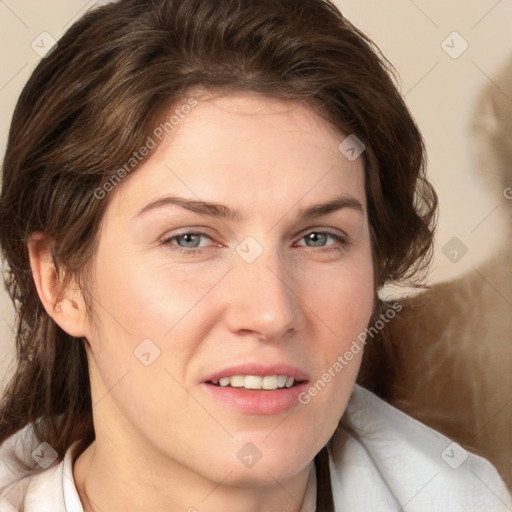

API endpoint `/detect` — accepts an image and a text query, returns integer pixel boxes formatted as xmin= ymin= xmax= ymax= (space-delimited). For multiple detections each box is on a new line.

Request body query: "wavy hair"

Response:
xmin=0 ymin=1 xmax=437 ymax=509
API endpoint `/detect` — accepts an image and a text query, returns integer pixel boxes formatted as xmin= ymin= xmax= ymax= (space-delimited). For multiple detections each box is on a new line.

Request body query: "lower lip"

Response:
xmin=201 ymin=381 xmax=309 ymax=415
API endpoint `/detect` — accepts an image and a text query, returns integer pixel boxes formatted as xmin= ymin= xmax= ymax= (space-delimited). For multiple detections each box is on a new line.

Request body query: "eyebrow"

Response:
xmin=135 ymin=193 xmax=364 ymax=221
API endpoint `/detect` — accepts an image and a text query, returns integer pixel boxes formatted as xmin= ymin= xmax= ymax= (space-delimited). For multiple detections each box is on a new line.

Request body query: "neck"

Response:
xmin=73 ymin=439 xmax=313 ymax=512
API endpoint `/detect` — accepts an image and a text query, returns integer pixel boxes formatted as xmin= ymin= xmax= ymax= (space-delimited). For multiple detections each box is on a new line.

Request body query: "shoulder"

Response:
xmin=328 ymin=384 xmax=512 ymax=511
xmin=0 ymin=425 xmax=31 ymax=511
xmin=0 ymin=425 xmax=71 ymax=512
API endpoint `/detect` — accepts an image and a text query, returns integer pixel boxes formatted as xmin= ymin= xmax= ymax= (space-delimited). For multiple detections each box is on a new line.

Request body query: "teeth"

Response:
xmin=230 ymin=375 xmax=245 ymax=387
xmin=218 ymin=377 xmax=231 ymax=387
xmin=277 ymin=375 xmax=287 ymax=387
xmin=262 ymin=375 xmax=278 ymax=390
xmin=245 ymin=375 xmax=263 ymax=389
xmin=214 ymin=375 xmax=296 ymax=390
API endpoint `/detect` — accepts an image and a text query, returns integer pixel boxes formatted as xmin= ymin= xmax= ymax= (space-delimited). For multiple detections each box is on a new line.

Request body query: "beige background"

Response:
xmin=1 ymin=0 xmax=512 ymax=383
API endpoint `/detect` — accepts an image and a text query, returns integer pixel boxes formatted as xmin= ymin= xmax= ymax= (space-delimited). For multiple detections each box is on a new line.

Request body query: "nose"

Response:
xmin=222 ymin=243 xmax=306 ymax=341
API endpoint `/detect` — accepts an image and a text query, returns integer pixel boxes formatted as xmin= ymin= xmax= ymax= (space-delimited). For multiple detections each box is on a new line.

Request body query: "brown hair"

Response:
xmin=0 ymin=0 xmax=437 ymax=508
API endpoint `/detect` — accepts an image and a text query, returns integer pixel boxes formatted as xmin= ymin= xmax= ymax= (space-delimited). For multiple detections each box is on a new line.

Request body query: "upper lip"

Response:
xmin=202 ymin=363 xmax=309 ymax=383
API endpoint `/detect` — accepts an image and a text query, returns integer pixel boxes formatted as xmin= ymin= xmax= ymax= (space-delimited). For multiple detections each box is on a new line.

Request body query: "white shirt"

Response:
xmin=0 ymin=384 xmax=510 ymax=511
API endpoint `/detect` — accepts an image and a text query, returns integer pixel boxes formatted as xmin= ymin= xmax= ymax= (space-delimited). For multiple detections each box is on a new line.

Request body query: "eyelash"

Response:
xmin=161 ymin=230 xmax=350 ymax=257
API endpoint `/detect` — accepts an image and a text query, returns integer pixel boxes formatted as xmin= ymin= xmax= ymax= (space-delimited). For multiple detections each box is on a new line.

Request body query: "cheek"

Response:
xmin=85 ymin=254 xmax=230 ymax=411
xmin=304 ymin=251 xmax=374 ymax=340
xmin=85 ymin=261 xmax=203 ymax=434
xmin=299 ymin=251 xmax=374 ymax=411
xmin=91 ymin=253 xmax=222 ymax=339
xmin=297 ymin=262 xmax=373 ymax=429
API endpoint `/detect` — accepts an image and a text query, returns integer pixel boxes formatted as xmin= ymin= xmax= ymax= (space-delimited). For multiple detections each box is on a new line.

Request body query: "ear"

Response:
xmin=27 ymin=232 xmax=89 ymax=338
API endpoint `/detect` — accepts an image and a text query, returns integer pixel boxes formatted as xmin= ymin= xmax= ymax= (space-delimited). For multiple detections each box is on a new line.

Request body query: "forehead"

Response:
xmin=106 ymin=92 xmax=366 ymax=218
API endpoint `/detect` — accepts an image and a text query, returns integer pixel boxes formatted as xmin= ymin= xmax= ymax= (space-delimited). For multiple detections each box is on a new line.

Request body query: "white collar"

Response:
xmin=328 ymin=384 xmax=512 ymax=510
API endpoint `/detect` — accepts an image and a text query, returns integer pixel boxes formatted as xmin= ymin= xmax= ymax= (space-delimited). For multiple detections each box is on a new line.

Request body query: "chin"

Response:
xmin=221 ymin=459 xmax=310 ymax=489
xmin=230 ymin=440 xmax=314 ymax=486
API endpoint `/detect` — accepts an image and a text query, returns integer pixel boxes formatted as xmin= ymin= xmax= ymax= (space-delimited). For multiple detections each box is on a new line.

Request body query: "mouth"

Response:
xmin=202 ymin=378 xmax=309 ymax=415
xmin=201 ymin=365 xmax=310 ymax=414
xmin=206 ymin=374 xmax=307 ymax=391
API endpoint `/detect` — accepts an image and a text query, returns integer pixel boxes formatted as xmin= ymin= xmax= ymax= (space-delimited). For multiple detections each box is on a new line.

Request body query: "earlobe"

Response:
xmin=27 ymin=232 xmax=89 ymax=338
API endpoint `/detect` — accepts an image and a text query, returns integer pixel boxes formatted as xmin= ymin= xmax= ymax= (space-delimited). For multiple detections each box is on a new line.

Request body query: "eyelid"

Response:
xmin=294 ymin=223 xmax=350 ymax=241
xmin=161 ymin=227 xmax=351 ymax=257
xmin=161 ymin=231 xmax=216 ymax=250
xmin=294 ymin=229 xmax=350 ymax=248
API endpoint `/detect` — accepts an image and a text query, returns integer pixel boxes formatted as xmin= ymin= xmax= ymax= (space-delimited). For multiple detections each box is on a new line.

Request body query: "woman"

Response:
xmin=0 ymin=0 xmax=509 ymax=510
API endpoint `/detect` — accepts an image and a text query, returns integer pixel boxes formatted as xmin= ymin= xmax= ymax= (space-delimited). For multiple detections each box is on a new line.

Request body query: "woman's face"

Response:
xmin=83 ymin=91 xmax=374 ymax=486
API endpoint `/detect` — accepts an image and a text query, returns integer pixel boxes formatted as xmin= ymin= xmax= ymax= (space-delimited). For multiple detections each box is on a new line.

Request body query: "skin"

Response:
xmin=28 ymin=91 xmax=375 ymax=512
